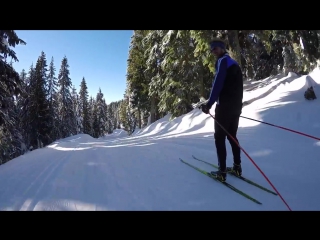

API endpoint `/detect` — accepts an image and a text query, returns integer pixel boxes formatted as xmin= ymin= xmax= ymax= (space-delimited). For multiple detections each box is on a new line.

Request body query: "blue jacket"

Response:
xmin=207 ymin=53 xmax=243 ymax=115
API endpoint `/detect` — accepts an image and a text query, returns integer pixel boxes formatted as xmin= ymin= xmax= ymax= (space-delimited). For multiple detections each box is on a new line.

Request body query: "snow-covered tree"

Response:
xmin=71 ymin=85 xmax=80 ymax=134
xmin=78 ymin=77 xmax=90 ymax=134
xmin=57 ymin=56 xmax=74 ymax=138
xmin=47 ymin=57 xmax=59 ymax=141
xmin=95 ymin=88 xmax=107 ymax=137
xmin=28 ymin=51 xmax=51 ymax=148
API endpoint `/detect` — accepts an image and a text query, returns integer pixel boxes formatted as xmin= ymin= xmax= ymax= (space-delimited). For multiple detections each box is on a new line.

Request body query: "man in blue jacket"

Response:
xmin=201 ymin=39 xmax=243 ymax=182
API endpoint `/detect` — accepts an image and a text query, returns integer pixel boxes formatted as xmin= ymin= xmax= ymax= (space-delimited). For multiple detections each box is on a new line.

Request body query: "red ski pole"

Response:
xmin=209 ymin=113 xmax=292 ymax=211
xmin=240 ymin=116 xmax=320 ymax=141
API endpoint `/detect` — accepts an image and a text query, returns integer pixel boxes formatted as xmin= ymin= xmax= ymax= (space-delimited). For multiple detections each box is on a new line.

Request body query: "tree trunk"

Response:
xmin=198 ymin=63 xmax=205 ymax=99
xmin=150 ymin=96 xmax=156 ymax=123
xmin=137 ymin=107 xmax=141 ymax=129
xmin=227 ymin=30 xmax=242 ymax=69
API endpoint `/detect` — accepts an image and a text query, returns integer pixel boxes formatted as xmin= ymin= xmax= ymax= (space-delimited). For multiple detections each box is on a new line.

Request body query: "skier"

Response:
xmin=201 ymin=39 xmax=244 ymax=182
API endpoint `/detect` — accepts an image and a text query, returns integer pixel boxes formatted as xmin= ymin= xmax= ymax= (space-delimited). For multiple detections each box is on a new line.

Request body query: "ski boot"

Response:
xmin=211 ymin=169 xmax=227 ymax=182
xmin=227 ymin=163 xmax=242 ymax=177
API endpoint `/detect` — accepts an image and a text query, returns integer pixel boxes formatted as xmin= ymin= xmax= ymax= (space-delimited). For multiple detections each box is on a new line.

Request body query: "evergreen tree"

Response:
xmin=47 ymin=57 xmax=59 ymax=141
xmin=0 ymin=30 xmax=25 ymax=130
xmin=78 ymin=77 xmax=90 ymax=134
xmin=119 ymin=94 xmax=135 ymax=134
xmin=57 ymin=56 xmax=74 ymax=138
xmin=20 ymin=64 xmax=35 ymax=147
xmin=16 ymin=69 xmax=28 ymax=153
xmin=91 ymin=98 xmax=99 ymax=138
xmin=95 ymin=88 xmax=107 ymax=137
xmin=106 ymin=102 xmax=114 ymax=133
xmin=29 ymin=51 xmax=50 ymax=148
xmin=71 ymin=85 xmax=80 ymax=134
xmin=87 ymin=96 xmax=95 ymax=136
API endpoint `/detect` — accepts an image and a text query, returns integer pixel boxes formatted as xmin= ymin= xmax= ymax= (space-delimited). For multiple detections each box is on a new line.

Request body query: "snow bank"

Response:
xmin=135 ymin=69 xmax=320 ymax=138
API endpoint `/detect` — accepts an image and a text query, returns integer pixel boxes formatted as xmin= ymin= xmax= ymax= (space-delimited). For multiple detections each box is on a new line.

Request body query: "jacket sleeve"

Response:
xmin=207 ymin=56 xmax=228 ymax=108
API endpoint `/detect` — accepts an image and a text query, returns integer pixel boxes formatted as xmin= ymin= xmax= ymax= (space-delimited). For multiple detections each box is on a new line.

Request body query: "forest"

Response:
xmin=1 ymin=30 xmax=319 ymax=164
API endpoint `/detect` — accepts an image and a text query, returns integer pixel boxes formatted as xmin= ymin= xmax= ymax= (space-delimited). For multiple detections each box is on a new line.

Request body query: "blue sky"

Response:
xmin=12 ymin=30 xmax=133 ymax=104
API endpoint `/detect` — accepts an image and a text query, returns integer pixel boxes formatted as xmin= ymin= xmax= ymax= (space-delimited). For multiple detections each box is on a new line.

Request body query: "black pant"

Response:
xmin=214 ymin=106 xmax=241 ymax=171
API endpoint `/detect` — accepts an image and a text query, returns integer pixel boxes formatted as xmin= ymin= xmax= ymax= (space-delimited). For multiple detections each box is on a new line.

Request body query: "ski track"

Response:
xmin=0 ymin=148 xmax=73 ymax=210
xmin=0 ymin=126 xmax=318 ymax=210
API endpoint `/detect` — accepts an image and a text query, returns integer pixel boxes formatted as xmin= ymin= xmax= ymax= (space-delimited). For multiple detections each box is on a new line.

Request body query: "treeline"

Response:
xmin=0 ymin=30 xmax=122 ymax=165
xmin=121 ymin=30 xmax=320 ymax=134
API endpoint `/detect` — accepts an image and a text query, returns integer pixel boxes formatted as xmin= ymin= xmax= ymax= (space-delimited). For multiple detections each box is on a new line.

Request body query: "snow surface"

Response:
xmin=104 ymin=129 xmax=128 ymax=139
xmin=0 ymin=70 xmax=320 ymax=211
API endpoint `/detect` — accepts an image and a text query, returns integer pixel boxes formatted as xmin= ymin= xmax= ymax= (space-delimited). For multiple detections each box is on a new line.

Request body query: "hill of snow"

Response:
xmin=0 ymin=69 xmax=319 ymax=211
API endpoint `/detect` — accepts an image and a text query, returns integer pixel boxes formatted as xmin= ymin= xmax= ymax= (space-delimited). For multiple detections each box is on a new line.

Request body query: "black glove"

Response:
xmin=201 ymin=104 xmax=210 ymax=114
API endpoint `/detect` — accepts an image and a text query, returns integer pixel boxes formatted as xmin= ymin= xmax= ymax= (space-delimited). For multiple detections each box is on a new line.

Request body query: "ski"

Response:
xmin=192 ymin=155 xmax=278 ymax=196
xmin=179 ymin=158 xmax=262 ymax=205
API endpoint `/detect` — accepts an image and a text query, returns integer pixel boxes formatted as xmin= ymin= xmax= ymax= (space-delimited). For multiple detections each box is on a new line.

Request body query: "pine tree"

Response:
xmin=4 ymin=92 xmax=23 ymax=160
xmin=16 ymin=69 xmax=27 ymax=115
xmin=106 ymin=102 xmax=114 ymax=133
xmin=87 ymin=96 xmax=95 ymax=136
xmin=47 ymin=57 xmax=59 ymax=141
xmin=0 ymin=30 xmax=25 ymax=128
xmin=78 ymin=77 xmax=90 ymax=134
xmin=91 ymin=98 xmax=99 ymax=138
xmin=119 ymin=95 xmax=135 ymax=134
xmin=29 ymin=51 xmax=51 ymax=148
xmin=16 ymin=69 xmax=28 ymax=153
xmin=57 ymin=56 xmax=74 ymax=138
xmin=20 ymin=64 xmax=35 ymax=148
xmin=103 ymin=100 xmax=109 ymax=133
xmin=75 ymin=93 xmax=82 ymax=134
xmin=115 ymin=101 xmax=122 ymax=129
xmin=31 ymin=52 xmax=51 ymax=148
xmin=95 ymin=88 xmax=107 ymax=137
xmin=0 ymin=95 xmax=20 ymax=163
xmin=71 ymin=85 xmax=80 ymax=134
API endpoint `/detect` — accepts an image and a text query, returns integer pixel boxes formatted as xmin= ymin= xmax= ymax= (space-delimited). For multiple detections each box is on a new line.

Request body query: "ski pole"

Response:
xmin=240 ymin=116 xmax=320 ymax=141
xmin=209 ymin=113 xmax=292 ymax=211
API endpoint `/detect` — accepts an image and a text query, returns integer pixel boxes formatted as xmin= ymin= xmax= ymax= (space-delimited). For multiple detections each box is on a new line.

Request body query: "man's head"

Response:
xmin=209 ymin=39 xmax=226 ymax=58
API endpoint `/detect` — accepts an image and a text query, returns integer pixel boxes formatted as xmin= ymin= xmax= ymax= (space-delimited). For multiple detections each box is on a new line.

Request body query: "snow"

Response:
xmin=1 ymin=37 xmax=8 ymax=47
xmin=104 ymin=129 xmax=128 ymax=139
xmin=0 ymin=70 xmax=320 ymax=211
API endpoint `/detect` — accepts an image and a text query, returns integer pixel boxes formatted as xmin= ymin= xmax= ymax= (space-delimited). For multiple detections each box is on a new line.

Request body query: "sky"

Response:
xmin=11 ymin=30 xmax=134 ymax=104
